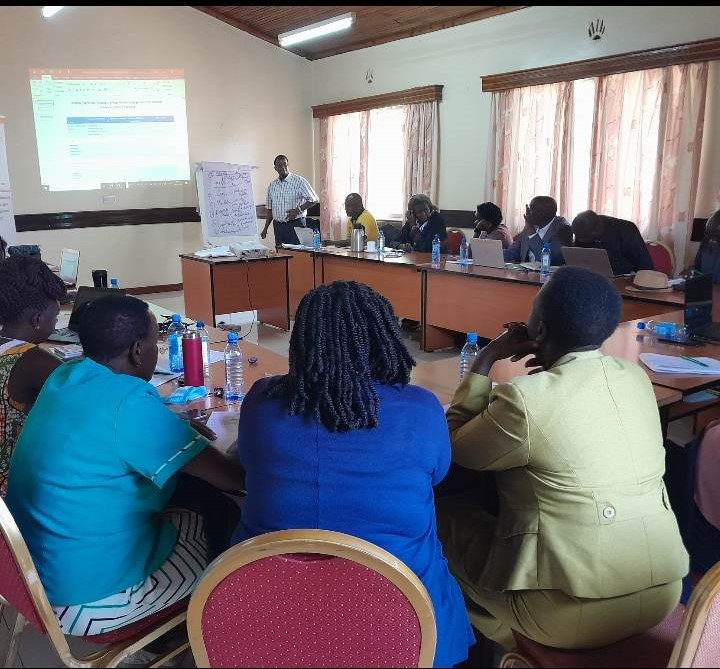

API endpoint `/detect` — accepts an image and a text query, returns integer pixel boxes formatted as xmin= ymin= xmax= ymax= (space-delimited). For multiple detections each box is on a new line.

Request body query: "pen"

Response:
xmin=681 ymin=355 xmax=710 ymax=368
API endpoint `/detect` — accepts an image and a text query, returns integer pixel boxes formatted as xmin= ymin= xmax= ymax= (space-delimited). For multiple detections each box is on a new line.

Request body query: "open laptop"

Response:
xmin=59 ymin=248 xmax=80 ymax=286
xmin=48 ymin=286 xmax=127 ymax=344
xmin=684 ymin=273 xmax=720 ymax=342
xmin=561 ymin=246 xmax=616 ymax=278
xmin=294 ymin=227 xmax=314 ymax=248
xmin=470 ymin=238 xmax=505 ymax=269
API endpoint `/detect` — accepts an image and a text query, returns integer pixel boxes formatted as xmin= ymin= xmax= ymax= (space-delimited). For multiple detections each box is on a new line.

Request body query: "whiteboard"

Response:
xmin=0 ymin=117 xmax=17 ymax=246
xmin=195 ymin=161 xmax=259 ymax=244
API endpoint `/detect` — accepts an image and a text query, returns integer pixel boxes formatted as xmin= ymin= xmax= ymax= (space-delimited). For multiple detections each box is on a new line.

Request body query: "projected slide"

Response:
xmin=30 ymin=68 xmax=191 ymax=191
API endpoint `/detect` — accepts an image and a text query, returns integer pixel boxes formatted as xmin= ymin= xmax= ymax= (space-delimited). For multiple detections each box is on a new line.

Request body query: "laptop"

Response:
xmin=470 ymin=238 xmax=505 ymax=269
xmin=684 ymin=273 xmax=720 ymax=342
xmin=58 ymin=248 xmax=80 ymax=286
xmin=48 ymin=286 xmax=128 ymax=344
xmin=561 ymin=246 xmax=616 ymax=278
xmin=294 ymin=227 xmax=314 ymax=248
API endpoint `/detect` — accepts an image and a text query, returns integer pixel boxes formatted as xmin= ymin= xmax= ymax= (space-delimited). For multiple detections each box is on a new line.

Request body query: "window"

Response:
xmin=366 ymin=107 xmax=406 ymax=220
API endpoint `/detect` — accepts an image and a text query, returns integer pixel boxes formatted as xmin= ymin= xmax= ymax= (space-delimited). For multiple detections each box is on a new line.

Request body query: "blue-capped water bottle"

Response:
xmin=431 ymin=234 xmax=441 ymax=264
xmin=459 ymin=235 xmax=469 ymax=265
xmin=312 ymin=227 xmax=321 ymax=251
xmin=224 ymin=331 xmax=244 ymax=401
xmin=196 ymin=320 xmax=210 ymax=378
xmin=168 ymin=314 xmax=184 ymax=373
xmin=540 ymin=243 xmax=551 ymax=276
xmin=110 ymin=278 xmax=120 ymax=288
xmin=459 ymin=332 xmax=480 ymax=380
xmin=378 ymin=229 xmax=386 ymax=254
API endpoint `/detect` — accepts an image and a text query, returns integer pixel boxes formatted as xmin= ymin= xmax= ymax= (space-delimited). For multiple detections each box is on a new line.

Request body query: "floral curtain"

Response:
xmin=403 ymin=101 xmax=439 ymax=208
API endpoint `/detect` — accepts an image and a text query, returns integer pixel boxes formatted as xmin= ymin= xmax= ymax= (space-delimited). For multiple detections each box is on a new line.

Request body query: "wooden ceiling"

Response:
xmin=193 ymin=6 xmax=527 ymax=60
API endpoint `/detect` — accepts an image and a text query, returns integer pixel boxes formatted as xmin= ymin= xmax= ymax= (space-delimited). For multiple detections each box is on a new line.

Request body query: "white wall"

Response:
xmin=0 ymin=6 xmax=313 ymax=287
xmin=309 ymin=5 xmax=720 ymax=218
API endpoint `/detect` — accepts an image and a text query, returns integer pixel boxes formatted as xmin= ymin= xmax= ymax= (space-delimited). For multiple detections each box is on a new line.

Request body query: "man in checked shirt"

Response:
xmin=261 ymin=155 xmax=320 ymax=247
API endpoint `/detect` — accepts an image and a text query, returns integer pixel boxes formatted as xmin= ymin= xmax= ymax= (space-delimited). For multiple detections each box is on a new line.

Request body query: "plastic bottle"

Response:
xmin=431 ymin=234 xmax=441 ymax=264
xmin=312 ymin=228 xmax=321 ymax=251
xmin=459 ymin=235 xmax=469 ymax=265
xmin=540 ymin=243 xmax=551 ymax=276
xmin=196 ymin=320 xmax=210 ymax=378
xmin=168 ymin=314 xmax=184 ymax=373
xmin=459 ymin=332 xmax=480 ymax=380
xmin=224 ymin=331 xmax=244 ymax=402
xmin=637 ymin=321 xmax=688 ymax=339
xmin=110 ymin=278 xmax=119 ymax=288
xmin=378 ymin=229 xmax=386 ymax=253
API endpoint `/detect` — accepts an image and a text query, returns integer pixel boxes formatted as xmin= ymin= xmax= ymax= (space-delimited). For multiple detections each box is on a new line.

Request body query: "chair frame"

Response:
xmin=187 ymin=529 xmax=437 ymax=668
xmin=646 ymin=240 xmax=675 ymax=276
xmin=0 ymin=499 xmax=188 ymax=668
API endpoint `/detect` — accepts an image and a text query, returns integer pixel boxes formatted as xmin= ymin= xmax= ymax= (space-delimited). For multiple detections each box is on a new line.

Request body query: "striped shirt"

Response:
xmin=266 ymin=173 xmax=318 ymax=222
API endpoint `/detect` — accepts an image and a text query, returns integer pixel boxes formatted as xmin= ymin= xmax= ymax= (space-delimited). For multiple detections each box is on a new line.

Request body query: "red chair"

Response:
xmin=500 ymin=560 xmax=720 ymax=668
xmin=187 ymin=529 xmax=436 ymax=668
xmin=445 ymin=229 xmax=466 ymax=255
xmin=0 ymin=498 xmax=189 ymax=667
xmin=646 ymin=241 xmax=675 ymax=276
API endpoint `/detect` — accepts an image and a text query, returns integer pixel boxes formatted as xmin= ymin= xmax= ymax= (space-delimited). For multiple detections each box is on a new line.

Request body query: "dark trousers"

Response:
xmin=169 ymin=473 xmax=241 ymax=561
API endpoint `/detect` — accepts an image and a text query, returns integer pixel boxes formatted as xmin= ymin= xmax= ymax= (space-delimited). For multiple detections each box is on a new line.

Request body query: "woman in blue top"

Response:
xmin=694 ymin=210 xmax=720 ymax=283
xmin=232 ymin=281 xmax=474 ymax=667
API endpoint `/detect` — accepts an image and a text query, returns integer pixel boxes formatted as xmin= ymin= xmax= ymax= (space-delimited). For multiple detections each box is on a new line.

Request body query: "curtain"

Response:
xmin=403 ymin=101 xmax=439 ymax=208
xmin=318 ymin=112 xmax=369 ymax=240
xmin=589 ymin=62 xmax=708 ymax=267
xmin=486 ymin=82 xmax=574 ymax=234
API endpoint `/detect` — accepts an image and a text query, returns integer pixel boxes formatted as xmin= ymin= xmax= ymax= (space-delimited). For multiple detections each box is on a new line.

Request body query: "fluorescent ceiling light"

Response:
xmin=42 ymin=6 xmax=64 ymax=18
xmin=278 ymin=12 xmax=354 ymax=48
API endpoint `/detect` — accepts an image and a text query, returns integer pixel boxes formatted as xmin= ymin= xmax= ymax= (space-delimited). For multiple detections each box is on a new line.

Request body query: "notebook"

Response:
xmin=639 ymin=353 xmax=720 ymax=375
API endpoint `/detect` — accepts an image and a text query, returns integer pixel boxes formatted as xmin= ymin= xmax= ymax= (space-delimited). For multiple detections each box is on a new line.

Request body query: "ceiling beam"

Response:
xmin=192 ymin=6 xmax=279 ymax=46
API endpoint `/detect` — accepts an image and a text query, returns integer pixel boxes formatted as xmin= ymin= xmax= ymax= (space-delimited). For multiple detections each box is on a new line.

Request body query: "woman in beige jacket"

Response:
xmin=438 ymin=265 xmax=688 ymax=650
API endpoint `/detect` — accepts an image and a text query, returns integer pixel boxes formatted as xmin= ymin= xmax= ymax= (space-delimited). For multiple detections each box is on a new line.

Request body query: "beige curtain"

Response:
xmin=486 ymin=82 xmax=574 ymax=234
xmin=318 ymin=112 xmax=369 ymax=240
xmin=589 ymin=62 xmax=708 ymax=268
xmin=403 ymin=101 xmax=439 ymax=208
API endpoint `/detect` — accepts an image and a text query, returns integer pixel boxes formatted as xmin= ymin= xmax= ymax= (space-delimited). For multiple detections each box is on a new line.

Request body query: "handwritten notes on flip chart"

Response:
xmin=196 ymin=162 xmax=257 ymax=239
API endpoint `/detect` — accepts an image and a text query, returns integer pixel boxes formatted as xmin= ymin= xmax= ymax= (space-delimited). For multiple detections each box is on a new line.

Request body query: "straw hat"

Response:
xmin=625 ymin=269 xmax=673 ymax=293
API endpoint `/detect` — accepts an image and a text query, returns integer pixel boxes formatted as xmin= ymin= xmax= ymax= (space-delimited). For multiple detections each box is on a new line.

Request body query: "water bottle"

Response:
xmin=196 ymin=320 xmax=210 ymax=378
xmin=224 ymin=331 xmax=244 ymax=401
xmin=637 ymin=321 xmax=688 ymax=340
xmin=312 ymin=228 xmax=321 ymax=251
xmin=431 ymin=234 xmax=441 ymax=264
xmin=110 ymin=278 xmax=119 ymax=288
xmin=378 ymin=229 xmax=386 ymax=254
xmin=459 ymin=235 xmax=469 ymax=265
xmin=459 ymin=332 xmax=480 ymax=380
xmin=540 ymin=243 xmax=551 ymax=276
xmin=168 ymin=314 xmax=184 ymax=373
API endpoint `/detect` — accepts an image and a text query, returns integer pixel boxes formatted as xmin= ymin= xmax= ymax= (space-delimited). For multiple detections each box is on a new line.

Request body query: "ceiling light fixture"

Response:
xmin=278 ymin=12 xmax=354 ymax=48
xmin=41 ymin=6 xmax=64 ymax=18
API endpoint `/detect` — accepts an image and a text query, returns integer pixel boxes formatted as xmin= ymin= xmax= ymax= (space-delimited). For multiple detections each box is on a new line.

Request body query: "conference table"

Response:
xmin=179 ymin=253 xmax=291 ymax=330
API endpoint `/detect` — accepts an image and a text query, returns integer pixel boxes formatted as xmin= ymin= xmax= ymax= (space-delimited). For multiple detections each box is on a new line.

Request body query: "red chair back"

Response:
xmin=188 ymin=530 xmax=436 ymax=668
xmin=446 ymin=229 xmax=465 ymax=255
xmin=646 ymin=241 xmax=674 ymax=276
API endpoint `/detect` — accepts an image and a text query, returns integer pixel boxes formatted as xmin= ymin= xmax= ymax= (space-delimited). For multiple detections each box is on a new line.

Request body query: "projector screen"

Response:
xmin=30 ymin=68 xmax=191 ymax=192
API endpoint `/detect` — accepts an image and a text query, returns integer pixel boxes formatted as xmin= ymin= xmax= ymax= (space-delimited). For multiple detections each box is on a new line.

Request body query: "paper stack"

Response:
xmin=639 ymin=353 xmax=720 ymax=375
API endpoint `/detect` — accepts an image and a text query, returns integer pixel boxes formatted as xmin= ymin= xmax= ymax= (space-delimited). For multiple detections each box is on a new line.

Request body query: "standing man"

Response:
xmin=261 ymin=155 xmax=319 ymax=247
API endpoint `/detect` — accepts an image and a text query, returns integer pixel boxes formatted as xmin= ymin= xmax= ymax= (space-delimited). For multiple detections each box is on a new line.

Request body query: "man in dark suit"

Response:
xmin=572 ymin=210 xmax=654 ymax=275
xmin=504 ymin=196 xmax=572 ymax=266
xmin=398 ymin=194 xmax=447 ymax=253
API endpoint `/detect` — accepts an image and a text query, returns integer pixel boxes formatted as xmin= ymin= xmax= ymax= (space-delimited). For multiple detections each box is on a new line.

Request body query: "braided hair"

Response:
xmin=0 ymin=255 xmax=66 ymax=325
xmin=267 ymin=281 xmax=416 ymax=432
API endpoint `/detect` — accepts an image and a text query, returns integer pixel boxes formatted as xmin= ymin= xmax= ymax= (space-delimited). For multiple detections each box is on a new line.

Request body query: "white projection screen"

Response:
xmin=29 ymin=68 xmax=191 ymax=194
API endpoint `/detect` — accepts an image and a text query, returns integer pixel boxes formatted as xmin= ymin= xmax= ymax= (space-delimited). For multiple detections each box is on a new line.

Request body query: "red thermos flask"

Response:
xmin=182 ymin=331 xmax=204 ymax=386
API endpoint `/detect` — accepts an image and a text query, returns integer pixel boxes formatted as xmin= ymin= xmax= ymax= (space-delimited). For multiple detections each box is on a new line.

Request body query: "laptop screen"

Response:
xmin=68 ymin=286 xmax=128 ymax=330
xmin=59 ymin=249 xmax=80 ymax=284
xmin=684 ymin=274 xmax=713 ymax=332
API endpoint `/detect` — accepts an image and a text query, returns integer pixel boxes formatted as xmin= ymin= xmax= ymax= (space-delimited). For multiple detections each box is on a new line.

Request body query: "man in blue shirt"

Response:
xmin=504 ymin=196 xmax=572 ymax=266
xmin=572 ymin=210 xmax=654 ymax=275
xmin=7 ymin=295 xmax=244 ymax=636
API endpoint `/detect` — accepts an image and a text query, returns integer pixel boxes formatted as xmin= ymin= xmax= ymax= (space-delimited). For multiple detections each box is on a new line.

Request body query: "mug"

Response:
xmin=91 ymin=269 xmax=108 ymax=288
xmin=366 ymin=240 xmax=377 ymax=252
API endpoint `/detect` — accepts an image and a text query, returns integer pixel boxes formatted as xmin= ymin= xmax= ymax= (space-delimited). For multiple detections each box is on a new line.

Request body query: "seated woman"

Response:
xmin=7 ymin=295 xmax=244 ymax=635
xmin=233 ymin=281 xmax=474 ymax=667
xmin=694 ymin=209 xmax=720 ymax=283
xmin=473 ymin=202 xmax=512 ymax=249
xmin=0 ymin=256 xmax=66 ymax=496
xmin=438 ymin=266 xmax=688 ymax=651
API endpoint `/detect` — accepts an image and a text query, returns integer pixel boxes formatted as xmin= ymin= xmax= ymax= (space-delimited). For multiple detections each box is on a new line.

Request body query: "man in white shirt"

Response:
xmin=504 ymin=196 xmax=572 ymax=266
xmin=261 ymin=155 xmax=320 ymax=247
